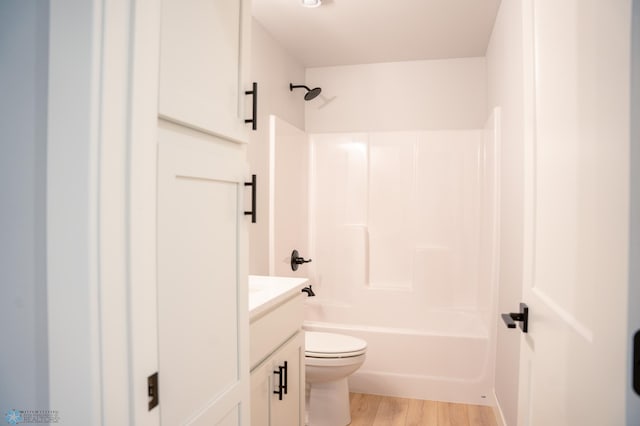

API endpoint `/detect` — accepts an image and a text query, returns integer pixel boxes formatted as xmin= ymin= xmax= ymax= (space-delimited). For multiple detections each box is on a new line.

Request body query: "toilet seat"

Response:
xmin=305 ymin=331 xmax=367 ymax=358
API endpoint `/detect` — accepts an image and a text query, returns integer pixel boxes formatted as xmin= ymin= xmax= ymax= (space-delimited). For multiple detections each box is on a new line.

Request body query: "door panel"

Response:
xmin=158 ymin=0 xmax=249 ymax=143
xmin=518 ymin=0 xmax=631 ymax=424
xmin=157 ymin=122 xmax=249 ymax=425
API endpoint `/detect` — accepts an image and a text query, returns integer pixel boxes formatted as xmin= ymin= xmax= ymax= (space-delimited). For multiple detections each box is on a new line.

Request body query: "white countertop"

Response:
xmin=249 ymin=275 xmax=309 ymax=320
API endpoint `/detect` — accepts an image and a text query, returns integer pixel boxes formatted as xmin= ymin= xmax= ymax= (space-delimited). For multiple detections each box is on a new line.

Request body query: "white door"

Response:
xmin=517 ymin=0 xmax=631 ymax=425
xmin=157 ymin=122 xmax=250 ymax=425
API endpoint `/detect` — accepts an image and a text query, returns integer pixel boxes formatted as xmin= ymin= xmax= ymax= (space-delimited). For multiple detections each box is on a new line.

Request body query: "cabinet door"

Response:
xmin=159 ymin=0 xmax=250 ymax=143
xmin=157 ymin=122 xmax=249 ymax=425
xmin=250 ymin=358 xmax=272 ymax=426
xmin=270 ymin=333 xmax=304 ymax=426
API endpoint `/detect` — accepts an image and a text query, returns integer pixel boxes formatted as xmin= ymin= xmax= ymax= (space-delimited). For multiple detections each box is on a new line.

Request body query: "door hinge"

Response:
xmin=148 ymin=372 xmax=159 ymax=410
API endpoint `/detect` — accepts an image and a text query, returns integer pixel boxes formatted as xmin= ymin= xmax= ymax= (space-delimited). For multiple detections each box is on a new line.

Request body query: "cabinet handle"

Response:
xmin=283 ymin=361 xmax=288 ymax=395
xmin=273 ymin=364 xmax=285 ymax=400
xmin=244 ymin=174 xmax=256 ymax=223
xmin=245 ymin=82 xmax=257 ymax=131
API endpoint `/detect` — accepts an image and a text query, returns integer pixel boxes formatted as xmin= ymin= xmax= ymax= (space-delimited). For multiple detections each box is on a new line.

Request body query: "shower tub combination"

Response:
xmin=304 ymin=304 xmax=493 ymax=405
xmin=303 ymin=111 xmax=501 ymax=405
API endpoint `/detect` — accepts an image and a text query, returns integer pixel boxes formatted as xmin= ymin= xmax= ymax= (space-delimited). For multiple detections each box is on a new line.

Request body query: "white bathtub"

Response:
xmin=303 ymin=302 xmax=495 ymax=406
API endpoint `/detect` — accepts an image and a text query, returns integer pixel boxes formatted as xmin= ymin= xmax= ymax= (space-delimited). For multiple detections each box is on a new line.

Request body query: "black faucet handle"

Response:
xmin=291 ymin=249 xmax=312 ymax=271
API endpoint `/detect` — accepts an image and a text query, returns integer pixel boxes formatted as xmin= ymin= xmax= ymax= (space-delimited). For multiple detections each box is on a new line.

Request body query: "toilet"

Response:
xmin=304 ymin=331 xmax=367 ymax=426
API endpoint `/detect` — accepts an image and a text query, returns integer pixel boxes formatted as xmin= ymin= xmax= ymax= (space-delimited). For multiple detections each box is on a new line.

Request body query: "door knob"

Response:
xmin=501 ymin=303 xmax=529 ymax=333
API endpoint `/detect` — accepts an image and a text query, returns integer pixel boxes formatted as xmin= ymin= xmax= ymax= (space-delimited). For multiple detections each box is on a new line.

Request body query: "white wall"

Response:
xmin=249 ymin=19 xmax=306 ymax=274
xmin=0 ymin=0 xmax=49 ymax=411
xmin=305 ymin=58 xmax=487 ymax=133
xmin=485 ymin=1 xmax=526 ymax=425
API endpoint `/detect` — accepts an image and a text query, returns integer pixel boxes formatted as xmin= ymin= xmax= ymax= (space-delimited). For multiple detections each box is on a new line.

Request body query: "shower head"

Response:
xmin=289 ymin=83 xmax=322 ymax=101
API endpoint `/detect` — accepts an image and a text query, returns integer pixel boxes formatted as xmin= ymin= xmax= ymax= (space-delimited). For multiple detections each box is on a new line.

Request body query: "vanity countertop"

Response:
xmin=249 ymin=275 xmax=308 ymax=320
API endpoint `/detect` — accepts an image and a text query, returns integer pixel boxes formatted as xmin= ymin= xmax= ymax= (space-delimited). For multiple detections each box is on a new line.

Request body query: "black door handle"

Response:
xmin=501 ymin=303 xmax=529 ymax=333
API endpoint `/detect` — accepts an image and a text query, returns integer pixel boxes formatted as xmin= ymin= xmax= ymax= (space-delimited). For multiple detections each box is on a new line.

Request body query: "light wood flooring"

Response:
xmin=349 ymin=393 xmax=498 ymax=426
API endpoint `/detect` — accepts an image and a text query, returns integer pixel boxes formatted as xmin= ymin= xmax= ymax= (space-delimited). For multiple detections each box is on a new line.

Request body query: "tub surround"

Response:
xmin=304 ymin=119 xmax=500 ymax=405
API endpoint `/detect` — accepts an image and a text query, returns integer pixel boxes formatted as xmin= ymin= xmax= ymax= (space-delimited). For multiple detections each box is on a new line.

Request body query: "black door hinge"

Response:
xmin=148 ymin=372 xmax=159 ymax=410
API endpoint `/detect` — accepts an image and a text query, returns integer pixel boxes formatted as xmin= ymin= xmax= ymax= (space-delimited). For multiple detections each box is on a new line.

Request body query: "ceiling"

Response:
xmin=251 ymin=0 xmax=502 ymax=68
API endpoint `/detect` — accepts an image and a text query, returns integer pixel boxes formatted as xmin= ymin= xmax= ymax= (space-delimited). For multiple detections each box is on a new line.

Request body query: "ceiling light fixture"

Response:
xmin=301 ymin=0 xmax=322 ymax=8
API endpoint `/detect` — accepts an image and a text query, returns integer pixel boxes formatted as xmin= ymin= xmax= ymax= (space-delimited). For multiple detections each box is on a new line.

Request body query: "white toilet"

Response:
xmin=304 ymin=331 xmax=367 ymax=426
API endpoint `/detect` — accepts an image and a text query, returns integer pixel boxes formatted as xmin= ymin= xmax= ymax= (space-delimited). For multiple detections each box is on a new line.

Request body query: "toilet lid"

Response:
xmin=305 ymin=331 xmax=367 ymax=358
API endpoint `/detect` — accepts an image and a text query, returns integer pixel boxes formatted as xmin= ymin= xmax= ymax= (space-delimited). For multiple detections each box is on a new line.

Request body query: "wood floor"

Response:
xmin=349 ymin=393 xmax=498 ymax=426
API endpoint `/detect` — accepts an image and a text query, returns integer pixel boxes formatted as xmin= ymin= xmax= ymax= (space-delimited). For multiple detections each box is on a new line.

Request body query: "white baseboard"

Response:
xmin=488 ymin=389 xmax=507 ymax=426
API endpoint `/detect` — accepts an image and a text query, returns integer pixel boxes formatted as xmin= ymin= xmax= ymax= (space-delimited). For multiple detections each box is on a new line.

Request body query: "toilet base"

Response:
xmin=306 ymin=378 xmax=351 ymax=426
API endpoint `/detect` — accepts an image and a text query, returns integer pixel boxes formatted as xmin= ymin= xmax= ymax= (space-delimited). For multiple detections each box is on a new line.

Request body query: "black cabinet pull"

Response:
xmin=283 ymin=361 xmax=288 ymax=395
xmin=245 ymin=82 xmax=257 ymax=130
xmin=244 ymin=174 xmax=256 ymax=223
xmin=273 ymin=364 xmax=285 ymax=400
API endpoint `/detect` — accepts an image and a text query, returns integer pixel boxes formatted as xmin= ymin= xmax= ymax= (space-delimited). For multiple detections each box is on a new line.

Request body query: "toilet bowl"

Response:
xmin=305 ymin=331 xmax=367 ymax=426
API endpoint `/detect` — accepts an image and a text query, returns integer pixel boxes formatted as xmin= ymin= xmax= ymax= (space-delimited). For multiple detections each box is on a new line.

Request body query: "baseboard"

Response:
xmin=488 ymin=389 xmax=507 ymax=426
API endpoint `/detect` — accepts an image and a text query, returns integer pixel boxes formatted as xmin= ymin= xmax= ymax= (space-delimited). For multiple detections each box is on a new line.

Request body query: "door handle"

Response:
xmin=501 ymin=303 xmax=529 ymax=333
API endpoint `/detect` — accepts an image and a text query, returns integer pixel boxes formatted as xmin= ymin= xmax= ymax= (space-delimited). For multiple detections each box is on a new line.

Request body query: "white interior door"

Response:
xmin=157 ymin=122 xmax=249 ymax=425
xmin=517 ymin=0 xmax=631 ymax=425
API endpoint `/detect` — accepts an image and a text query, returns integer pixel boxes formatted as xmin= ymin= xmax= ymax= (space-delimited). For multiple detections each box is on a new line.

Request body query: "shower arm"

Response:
xmin=290 ymin=83 xmax=312 ymax=91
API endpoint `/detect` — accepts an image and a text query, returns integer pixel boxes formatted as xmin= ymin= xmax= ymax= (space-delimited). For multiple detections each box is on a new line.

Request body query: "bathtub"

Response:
xmin=303 ymin=301 xmax=495 ymax=406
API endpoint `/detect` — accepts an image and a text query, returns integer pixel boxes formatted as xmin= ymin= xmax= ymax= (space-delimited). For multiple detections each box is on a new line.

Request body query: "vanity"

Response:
xmin=249 ymin=276 xmax=308 ymax=426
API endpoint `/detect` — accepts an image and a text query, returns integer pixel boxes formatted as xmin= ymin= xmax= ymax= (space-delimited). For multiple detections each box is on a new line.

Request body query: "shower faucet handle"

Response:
xmin=291 ymin=249 xmax=312 ymax=271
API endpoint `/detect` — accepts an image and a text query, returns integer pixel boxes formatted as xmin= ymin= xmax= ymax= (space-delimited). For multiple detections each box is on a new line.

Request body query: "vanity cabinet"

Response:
xmin=159 ymin=0 xmax=252 ymax=143
xmin=250 ymin=333 xmax=304 ymax=426
xmin=250 ymin=291 xmax=305 ymax=426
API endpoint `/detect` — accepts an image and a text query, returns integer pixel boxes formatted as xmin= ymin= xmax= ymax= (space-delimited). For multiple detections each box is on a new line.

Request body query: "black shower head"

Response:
xmin=290 ymin=83 xmax=322 ymax=101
